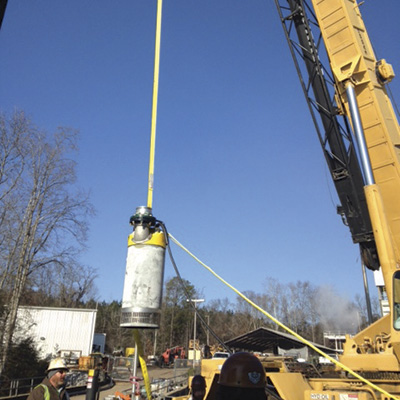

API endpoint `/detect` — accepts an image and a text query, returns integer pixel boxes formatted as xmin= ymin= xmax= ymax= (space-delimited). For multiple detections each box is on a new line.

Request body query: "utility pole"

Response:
xmin=187 ymin=298 xmax=204 ymax=372
xmin=206 ymin=314 xmax=210 ymax=346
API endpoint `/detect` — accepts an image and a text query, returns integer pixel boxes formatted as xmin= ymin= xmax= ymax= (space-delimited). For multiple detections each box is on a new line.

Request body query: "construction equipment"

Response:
xmin=159 ymin=346 xmax=186 ymax=368
xmin=170 ymin=1 xmax=400 ymax=399
xmin=275 ymin=0 xmax=400 ymax=379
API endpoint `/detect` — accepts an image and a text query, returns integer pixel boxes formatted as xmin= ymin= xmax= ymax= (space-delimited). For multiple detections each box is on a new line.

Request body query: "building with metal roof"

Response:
xmin=225 ymin=327 xmax=339 ymax=361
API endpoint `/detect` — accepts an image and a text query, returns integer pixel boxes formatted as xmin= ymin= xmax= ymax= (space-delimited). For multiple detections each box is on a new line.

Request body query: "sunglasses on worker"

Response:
xmin=56 ymin=370 xmax=67 ymax=374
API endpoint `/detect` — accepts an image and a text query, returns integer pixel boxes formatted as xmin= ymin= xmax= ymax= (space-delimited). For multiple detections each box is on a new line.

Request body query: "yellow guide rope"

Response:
xmin=168 ymin=233 xmax=400 ymax=400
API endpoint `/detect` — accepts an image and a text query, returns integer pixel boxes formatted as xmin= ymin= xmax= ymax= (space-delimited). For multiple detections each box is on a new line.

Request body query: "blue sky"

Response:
xmin=1 ymin=1 xmax=399 ymax=307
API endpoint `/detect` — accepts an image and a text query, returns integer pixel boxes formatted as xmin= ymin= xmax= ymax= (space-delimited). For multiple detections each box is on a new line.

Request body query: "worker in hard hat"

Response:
xmin=217 ymin=352 xmax=266 ymax=400
xmin=27 ymin=357 xmax=70 ymax=400
xmin=189 ymin=375 xmax=206 ymax=400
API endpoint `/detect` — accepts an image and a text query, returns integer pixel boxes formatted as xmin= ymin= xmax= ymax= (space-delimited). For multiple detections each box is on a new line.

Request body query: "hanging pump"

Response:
xmin=120 ymin=206 xmax=166 ymax=329
xmin=121 ymin=0 xmax=165 ymax=330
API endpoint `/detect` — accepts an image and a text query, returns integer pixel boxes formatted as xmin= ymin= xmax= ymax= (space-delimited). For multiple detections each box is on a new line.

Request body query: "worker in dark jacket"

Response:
xmin=27 ymin=358 xmax=69 ymax=400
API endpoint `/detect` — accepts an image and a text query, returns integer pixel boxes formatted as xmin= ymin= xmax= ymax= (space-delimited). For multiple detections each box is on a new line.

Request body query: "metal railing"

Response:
xmin=0 ymin=376 xmax=44 ymax=399
xmin=0 ymin=370 xmax=90 ymax=400
xmin=105 ymin=356 xmax=189 ymax=399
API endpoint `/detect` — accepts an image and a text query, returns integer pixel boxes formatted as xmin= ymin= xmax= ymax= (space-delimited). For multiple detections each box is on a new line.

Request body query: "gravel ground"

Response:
xmin=71 ymin=367 xmax=188 ymax=400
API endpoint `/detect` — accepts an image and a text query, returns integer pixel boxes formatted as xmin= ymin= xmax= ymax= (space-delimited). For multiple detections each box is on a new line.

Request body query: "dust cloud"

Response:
xmin=314 ymin=285 xmax=360 ymax=334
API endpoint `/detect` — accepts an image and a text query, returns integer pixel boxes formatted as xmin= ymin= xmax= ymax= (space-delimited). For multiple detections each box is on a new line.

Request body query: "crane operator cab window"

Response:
xmin=393 ymin=271 xmax=400 ymax=330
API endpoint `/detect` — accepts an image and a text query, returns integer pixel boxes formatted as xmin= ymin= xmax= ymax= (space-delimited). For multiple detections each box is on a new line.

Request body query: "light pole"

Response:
xmin=187 ymin=298 xmax=204 ymax=370
xmin=206 ymin=314 xmax=210 ymax=346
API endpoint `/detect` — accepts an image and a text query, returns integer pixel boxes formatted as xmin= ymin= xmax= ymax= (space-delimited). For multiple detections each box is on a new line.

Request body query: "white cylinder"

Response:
xmin=121 ymin=239 xmax=166 ymax=329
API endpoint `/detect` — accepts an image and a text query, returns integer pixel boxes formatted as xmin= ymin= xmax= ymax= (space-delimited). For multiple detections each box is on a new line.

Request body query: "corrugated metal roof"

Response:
xmin=225 ymin=327 xmax=333 ymax=354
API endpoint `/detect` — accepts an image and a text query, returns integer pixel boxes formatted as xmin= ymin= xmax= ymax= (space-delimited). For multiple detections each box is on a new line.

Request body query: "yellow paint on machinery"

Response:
xmin=127 ymin=231 xmax=166 ymax=248
xmin=170 ymin=1 xmax=400 ymax=399
xmin=309 ymin=0 xmax=400 ymax=377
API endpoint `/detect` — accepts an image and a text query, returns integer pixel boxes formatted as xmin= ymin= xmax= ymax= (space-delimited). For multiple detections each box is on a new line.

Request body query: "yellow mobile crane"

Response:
xmin=275 ymin=0 xmax=400 ymax=376
xmin=259 ymin=0 xmax=400 ymax=398
xmin=171 ymin=1 xmax=400 ymax=400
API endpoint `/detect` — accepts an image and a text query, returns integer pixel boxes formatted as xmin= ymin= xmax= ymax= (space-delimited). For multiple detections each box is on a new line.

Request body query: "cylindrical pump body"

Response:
xmin=121 ymin=231 xmax=166 ymax=328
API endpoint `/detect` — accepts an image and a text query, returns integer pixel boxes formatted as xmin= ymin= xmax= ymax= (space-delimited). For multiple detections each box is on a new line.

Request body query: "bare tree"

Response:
xmin=0 ymin=111 xmax=30 ymax=290
xmin=235 ymin=290 xmax=271 ymax=332
xmin=206 ymin=298 xmax=237 ymax=343
xmin=264 ymin=277 xmax=286 ymax=331
xmin=26 ymin=262 xmax=98 ymax=308
xmin=0 ymin=111 xmax=94 ymax=376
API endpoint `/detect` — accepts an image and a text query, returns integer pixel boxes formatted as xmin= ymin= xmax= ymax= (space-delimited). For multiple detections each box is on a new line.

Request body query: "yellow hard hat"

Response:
xmin=47 ymin=357 xmax=69 ymax=372
xmin=218 ymin=352 xmax=265 ymax=389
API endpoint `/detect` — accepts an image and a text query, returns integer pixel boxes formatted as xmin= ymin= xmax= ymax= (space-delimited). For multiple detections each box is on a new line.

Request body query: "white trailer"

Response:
xmin=15 ymin=306 xmax=97 ymax=360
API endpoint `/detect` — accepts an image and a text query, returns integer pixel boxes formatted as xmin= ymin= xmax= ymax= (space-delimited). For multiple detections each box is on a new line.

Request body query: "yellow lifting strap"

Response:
xmin=130 ymin=3 xmax=163 ymax=397
xmin=147 ymin=0 xmax=163 ymax=210
xmin=133 ymin=329 xmax=152 ymax=399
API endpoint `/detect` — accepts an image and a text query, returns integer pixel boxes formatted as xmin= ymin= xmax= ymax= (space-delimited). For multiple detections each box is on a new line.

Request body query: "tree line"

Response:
xmin=0 ymin=111 xmax=95 ymax=377
xmin=0 ymin=110 xmax=380 ymax=381
xmin=93 ymin=276 xmax=380 ymax=358
xmin=0 ymin=272 xmax=380 ymax=381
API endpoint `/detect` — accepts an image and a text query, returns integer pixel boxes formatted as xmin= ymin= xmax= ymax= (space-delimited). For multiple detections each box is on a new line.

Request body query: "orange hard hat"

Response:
xmin=218 ymin=352 xmax=265 ymax=389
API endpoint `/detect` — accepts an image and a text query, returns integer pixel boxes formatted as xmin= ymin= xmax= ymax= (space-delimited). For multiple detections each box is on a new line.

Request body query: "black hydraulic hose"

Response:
xmin=157 ymin=220 xmax=232 ymax=354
